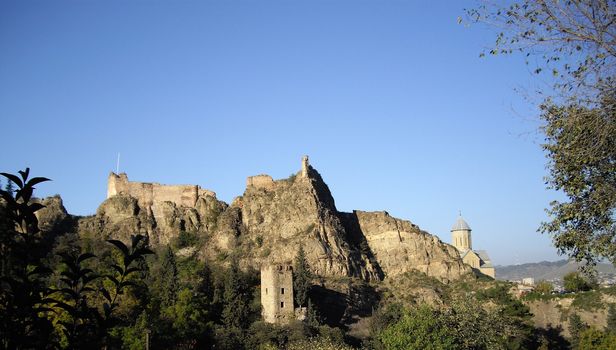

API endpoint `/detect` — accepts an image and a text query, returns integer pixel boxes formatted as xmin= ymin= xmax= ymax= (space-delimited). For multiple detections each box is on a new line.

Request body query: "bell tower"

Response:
xmin=451 ymin=214 xmax=472 ymax=252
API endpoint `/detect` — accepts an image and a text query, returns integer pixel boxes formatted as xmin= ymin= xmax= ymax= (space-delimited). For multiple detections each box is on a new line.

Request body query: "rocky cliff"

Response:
xmin=78 ymin=191 xmax=227 ymax=246
xmin=72 ymin=159 xmax=471 ymax=282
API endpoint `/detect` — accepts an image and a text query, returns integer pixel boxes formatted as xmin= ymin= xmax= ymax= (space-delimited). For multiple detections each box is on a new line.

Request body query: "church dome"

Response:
xmin=451 ymin=216 xmax=471 ymax=231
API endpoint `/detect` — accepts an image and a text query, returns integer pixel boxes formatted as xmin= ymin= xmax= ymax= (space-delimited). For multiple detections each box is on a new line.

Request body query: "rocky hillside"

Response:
xmin=47 ymin=160 xmax=472 ymax=283
xmin=526 ymin=291 xmax=616 ymax=337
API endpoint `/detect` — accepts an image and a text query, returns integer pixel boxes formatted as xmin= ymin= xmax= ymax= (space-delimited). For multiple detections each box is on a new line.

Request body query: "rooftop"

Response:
xmin=451 ymin=216 xmax=471 ymax=231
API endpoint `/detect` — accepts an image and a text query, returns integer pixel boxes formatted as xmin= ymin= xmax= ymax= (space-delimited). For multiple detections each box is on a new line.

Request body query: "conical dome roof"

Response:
xmin=451 ymin=216 xmax=471 ymax=231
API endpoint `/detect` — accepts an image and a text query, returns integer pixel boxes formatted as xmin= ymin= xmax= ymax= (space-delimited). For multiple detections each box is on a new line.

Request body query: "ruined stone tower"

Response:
xmin=301 ymin=155 xmax=309 ymax=178
xmin=261 ymin=264 xmax=294 ymax=324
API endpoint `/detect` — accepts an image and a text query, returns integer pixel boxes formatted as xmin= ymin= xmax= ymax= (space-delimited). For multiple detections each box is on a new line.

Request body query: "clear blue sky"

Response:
xmin=0 ymin=0 xmax=562 ymax=265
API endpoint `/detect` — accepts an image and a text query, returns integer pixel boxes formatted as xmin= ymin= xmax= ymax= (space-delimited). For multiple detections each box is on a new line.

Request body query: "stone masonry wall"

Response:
xmin=107 ymin=172 xmax=216 ymax=208
xmin=246 ymin=175 xmax=275 ymax=190
xmin=261 ymin=264 xmax=294 ymax=324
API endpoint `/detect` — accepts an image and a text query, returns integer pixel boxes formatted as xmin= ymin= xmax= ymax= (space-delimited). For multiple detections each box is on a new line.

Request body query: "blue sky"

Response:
xmin=0 ymin=0 xmax=562 ymax=265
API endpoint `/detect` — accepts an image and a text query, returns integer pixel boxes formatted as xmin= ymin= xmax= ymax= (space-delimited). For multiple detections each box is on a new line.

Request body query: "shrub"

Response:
xmin=378 ymin=304 xmax=457 ymax=350
xmin=578 ymin=327 xmax=616 ymax=350
xmin=175 ymin=230 xmax=198 ymax=249
xmin=535 ymin=280 xmax=553 ymax=295
xmin=572 ymin=291 xmax=603 ymax=311
xmin=564 ymin=272 xmax=592 ymax=292
xmin=287 ymin=336 xmax=354 ymax=350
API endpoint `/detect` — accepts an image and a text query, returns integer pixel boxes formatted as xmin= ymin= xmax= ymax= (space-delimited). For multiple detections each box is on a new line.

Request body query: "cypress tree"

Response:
xmin=293 ymin=244 xmax=312 ymax=307
xmin=305 ymin=299 xmax=321 ymax=328
xmin=221 ymin=259 xmax=249 ymax=328
xmin=159 ymin=245 xmax=179 ymax=307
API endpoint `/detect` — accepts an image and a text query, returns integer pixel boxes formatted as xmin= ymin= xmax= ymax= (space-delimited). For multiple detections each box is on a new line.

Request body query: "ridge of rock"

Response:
xmin=72 ymin=159 xmax=471 ymax=282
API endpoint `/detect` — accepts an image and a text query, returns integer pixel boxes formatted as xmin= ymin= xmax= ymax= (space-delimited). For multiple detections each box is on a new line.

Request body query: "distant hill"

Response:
xmin=495 ymin=259 xmax=616 ymax=281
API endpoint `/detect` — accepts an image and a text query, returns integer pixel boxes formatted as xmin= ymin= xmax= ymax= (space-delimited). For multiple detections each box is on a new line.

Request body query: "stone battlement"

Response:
xmin=246 ymin=174 xmax=275 ymax=190
xmin=261 ymin=263 xmax=293 ymax=274
xmin=107 ymin=172 xmax=216 ymax=208
xmin=246 ymin=156 xmax=311 ymax=191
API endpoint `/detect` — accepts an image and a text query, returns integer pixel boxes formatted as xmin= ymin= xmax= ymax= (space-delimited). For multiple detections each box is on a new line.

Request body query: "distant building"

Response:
xmin=451 ymin=215 xmax=495 ymax=278
xmin=522 ymin=277 xmax=535 ymax=286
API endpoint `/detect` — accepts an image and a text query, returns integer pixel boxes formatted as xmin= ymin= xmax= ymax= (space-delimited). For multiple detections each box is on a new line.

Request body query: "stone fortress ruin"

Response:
xmin=260 ymin=264 xmax=295 ymax=324
xmin=107 ymin=172 xmax=216 ymax=208
xmin=105 ymin=173 xmax=219 ymax=245
xmin=246 ymin=155 xmax=310 ymax=190
xmin=103 ymin=156 xmax=494 ymax=324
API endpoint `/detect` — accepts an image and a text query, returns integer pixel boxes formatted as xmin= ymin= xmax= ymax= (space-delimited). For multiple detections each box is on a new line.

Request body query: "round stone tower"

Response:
xmin=451 ymin=215 xmax=472 ymax=252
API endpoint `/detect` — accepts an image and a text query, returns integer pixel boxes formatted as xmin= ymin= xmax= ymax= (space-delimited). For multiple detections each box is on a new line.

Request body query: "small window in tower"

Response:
xmin=265 ymin=288 xmax=268 ymax=295
xmin=281 ymin=302 xmax=284 ymax=308
xmin=281 ymin=288 xmax=285 ymax=294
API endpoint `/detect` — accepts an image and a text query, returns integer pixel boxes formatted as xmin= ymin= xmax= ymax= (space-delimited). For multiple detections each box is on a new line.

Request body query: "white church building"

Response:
xmin=451 ymin=215 xmax=495 ymax=278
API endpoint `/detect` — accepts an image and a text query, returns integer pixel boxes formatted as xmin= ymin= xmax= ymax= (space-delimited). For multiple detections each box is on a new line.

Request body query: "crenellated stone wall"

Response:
xmin=246 ymin=174 xmax=275 ymax=190
xmin=107 ymin=172 xmax=216 ymax=208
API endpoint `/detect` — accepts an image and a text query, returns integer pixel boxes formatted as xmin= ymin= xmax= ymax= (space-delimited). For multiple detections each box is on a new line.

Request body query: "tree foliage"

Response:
xmin=157 ymin=245 xmax=179 ymax=307
xmin=465 ymin=0 xmax=615 ymax=97
xmin=293 ymin=244 xmax=312 ymax=308
xmin=378 ymin=304 xmax=457 ymax=350
xmin=535 ymin=280 xmax=553 ymax=295
xmin=0 ymin=169 xmax=154 ymax=349
xmin=539 ymin=93 xmax=616 ymax=268
xmin=465 ymin=1 xmax=616 ymax=268
xmin=376 ymin=288 xmax=535 ymax=350
xmin=578 ymin=327 xmax=616 ymax=350
xmin=221 ymin=259 xmax=251 ymax=329
xmin=563 ymin=271 xmax=592 ymax=292
xmin=0 ymin=168 xmax=55 ymax=349
xmin=569 ymin=313 xmax=589 ymax=349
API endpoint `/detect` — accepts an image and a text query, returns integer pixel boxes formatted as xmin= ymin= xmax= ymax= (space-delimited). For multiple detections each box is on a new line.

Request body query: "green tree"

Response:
xmin=465 ymin=0 xmax=615 ymax=96
xmin=293 ymin=245 xmax=312 ymax=307
xmin=540 ymin=94 xmax=616 ymax=268
xmin=578 ymin=327 xmax=616 ymax=350
xmin=0 ymin=168 xmax=153 ymax=349
xmin=535 ymin=280 xmax=553 ymax=295
xmin=221 ymin=259 xmax=250 ymax=329
xmin=564 ymin=272 xmax=592 ymax=292
xmin=52 ymin=252 xmax=101 ymax=348
xmin=569 ymin=313 xmax=588 ymax=349
xmin=158 ymin=245 xmax=179 ymax=307
xmin=378 ymin=304 xmax=457 ymax=350
xmin=52 ymin=235 xmax=153 ymax=348
xmin=167 ymin=288 xmax=214 ymax=345
xmin=465 ymin=0 xmax=616 ymax=269
xmin=0 ymin=168 xmax=55 ymax=349
xmin=305 ymin=299 xmax=321 ymax=328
